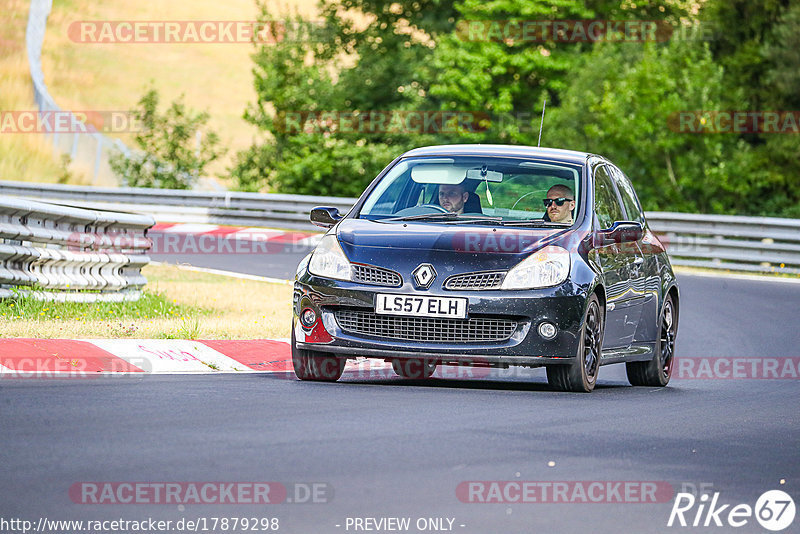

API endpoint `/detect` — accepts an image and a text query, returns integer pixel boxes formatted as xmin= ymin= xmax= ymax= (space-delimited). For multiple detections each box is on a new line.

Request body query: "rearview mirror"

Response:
xmin=465 ymin=168 xmax=503 ymax=182
xmin=310 ymin=207 xmax=343 ymax=228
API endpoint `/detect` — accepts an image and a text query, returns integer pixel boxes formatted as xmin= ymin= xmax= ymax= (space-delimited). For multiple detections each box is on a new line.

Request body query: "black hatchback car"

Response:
xmin=292 ymin=144 xmax=679 ymax=392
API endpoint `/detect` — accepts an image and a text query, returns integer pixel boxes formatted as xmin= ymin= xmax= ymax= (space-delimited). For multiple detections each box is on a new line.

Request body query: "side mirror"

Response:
xmin=595 ymin=221 xmax=643 ymax=246
xmin=310 ymin=207 xmax=343 ymax=228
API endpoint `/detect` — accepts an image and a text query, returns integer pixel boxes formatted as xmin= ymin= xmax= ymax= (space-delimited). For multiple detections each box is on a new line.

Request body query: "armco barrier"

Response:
xmin=0 ymin=180 xmax=357 ymax=231
xmin=0 ymin=180 xmax=798 ymax=275
xmin=0 ymin=197 xmax=154 ymax=302
xmin=645 ymin=212 xmax=800 ymax=275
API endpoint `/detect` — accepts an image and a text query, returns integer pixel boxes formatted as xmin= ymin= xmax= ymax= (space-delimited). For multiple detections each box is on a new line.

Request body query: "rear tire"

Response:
xmin=392 ymin=358 xmax=437 ymax=379
xmin=627 ymin=294 xmax=676 ymax=387
xmin=547 ymin=294 xmax=604 ymax=392
xmin=292 ymin=330 xmax=345 ymax=381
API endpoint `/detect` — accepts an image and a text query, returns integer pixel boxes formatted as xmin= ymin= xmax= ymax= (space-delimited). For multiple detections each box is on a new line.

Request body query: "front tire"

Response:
xmin=626 ymin=294 xmax=676 ymax=387
xmin=292 ymin=330 xmax=345 ymax=381
xmin=547 ymin=294 xmax=604 ymax=392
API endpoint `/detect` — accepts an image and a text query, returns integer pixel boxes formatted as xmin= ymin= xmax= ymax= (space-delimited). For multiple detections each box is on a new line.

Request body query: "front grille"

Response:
xmin=334 ymin=309 xmax=517 ymax=343
xmin=444 ymin=271 xmax=506 ymax=290
xmin=351 ymin=264 xmax=402 ymax=287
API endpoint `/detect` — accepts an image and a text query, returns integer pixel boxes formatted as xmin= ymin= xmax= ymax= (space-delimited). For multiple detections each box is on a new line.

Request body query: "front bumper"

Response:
xmin=293 ymin=271 xmax=588 ymax=367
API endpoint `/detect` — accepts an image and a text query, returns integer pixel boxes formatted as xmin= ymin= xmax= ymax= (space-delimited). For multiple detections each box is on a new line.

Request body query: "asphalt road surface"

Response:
xmin=2 ymin=240 xmax=799 ymax=534
xmin=147 ymin=230 xmax=315 ymax=280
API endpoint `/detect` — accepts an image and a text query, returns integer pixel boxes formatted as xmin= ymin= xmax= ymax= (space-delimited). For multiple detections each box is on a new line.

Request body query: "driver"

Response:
xmin=543 ymin=185 xmax=575 ymax=224
xmin=438 ymin=183 xmax=469 ymax=214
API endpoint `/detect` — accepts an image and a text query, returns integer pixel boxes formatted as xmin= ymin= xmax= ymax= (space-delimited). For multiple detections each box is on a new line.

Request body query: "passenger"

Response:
xmin=543 ymin=185 xmax=575 ymax=224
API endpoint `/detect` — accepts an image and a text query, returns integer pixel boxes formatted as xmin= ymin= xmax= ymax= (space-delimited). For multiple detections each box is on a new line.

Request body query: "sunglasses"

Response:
xmin=543 ymin=197 xmax=573 ymax=207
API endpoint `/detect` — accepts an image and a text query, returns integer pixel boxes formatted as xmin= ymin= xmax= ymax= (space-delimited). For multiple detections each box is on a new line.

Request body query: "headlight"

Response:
xmin=501 ymin=245 xmax=570 ymax=290
xmin=308 ymin=234 xmax=351 ymax=281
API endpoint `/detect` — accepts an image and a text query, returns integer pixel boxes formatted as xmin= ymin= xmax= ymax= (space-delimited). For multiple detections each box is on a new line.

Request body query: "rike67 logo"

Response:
xmin=668 ymin=490 xmax=795 ymax=531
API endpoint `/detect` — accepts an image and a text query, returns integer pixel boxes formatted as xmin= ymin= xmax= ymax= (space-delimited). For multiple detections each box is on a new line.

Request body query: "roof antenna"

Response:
xmin=537 ymin=97 xmax=547 ymax=147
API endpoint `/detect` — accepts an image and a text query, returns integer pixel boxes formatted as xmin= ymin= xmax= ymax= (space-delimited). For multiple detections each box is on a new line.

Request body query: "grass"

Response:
xmin=41 ymin=0 xmax=319 ymax=184
xmin=672 ymin=265 xmax=800 ymax=280
xmin=1 ymin=0 xmax=318 ymax=186
xmin=0 ymin=263 xmax=293 ymax=339
xmin=0 ymin=0 xmax=88 ymax=184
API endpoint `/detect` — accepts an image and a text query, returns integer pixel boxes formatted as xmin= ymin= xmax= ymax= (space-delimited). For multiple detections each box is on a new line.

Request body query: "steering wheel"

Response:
xmin=511 ymin=191 xmax=541 ymax=211
xmin=419 ymin=204 xmax=449 ymax=213
xmin=391 ymin=204 xmax=450 ymax=217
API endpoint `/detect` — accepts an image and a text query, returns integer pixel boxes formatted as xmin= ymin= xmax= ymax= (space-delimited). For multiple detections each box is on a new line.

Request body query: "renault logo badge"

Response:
xmin=412 ymin=264 xmax=437 ymax=289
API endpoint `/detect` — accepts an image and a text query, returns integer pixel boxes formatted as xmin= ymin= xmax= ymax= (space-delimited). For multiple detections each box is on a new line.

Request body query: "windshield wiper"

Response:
xmin=384 ymin=213 xmax=504 ymax=223
xmin=439 ymin=215 xmax=505 ymax=224
xmin=384 ymin=212 xmax=461 ymax=222
xmin=499 ymin=220 xmax=572 ymax=227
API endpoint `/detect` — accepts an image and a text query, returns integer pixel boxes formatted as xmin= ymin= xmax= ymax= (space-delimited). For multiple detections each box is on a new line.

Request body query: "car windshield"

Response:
xmin=358 ymin=156 xmax=582 ymax=226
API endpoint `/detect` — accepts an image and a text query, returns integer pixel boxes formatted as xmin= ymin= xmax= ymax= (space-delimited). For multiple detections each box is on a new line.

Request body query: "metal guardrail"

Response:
xmin=0 ymin=180 xmax=798 ymax=275
xmin=646 ymin=212 xmax=800 ymax=275
xmin=0 ymin=180 xmax=358 ymax=231
xmin=26 ymin=0 xmax=131 ymax=185
xmin=0 ymin=197 xmax=154 ymax=302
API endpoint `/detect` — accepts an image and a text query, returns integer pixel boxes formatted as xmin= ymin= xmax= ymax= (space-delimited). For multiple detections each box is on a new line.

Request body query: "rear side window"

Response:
xmin=609 ymin=166 xmax=644 ymax=223
xmin=593 ymin=165 xmax=623 ymax=229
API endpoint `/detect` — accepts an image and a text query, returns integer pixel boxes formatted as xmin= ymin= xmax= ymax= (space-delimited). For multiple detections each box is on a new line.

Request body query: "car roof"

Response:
xmin=400 ymin=144 xmax=593 ymax=165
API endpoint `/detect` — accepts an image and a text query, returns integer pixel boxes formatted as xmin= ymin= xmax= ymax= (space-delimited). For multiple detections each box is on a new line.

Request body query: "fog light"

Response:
xmin=300 ymin=308 xmax=317 ymax=328
xmin=538 ymin=321 xmax=557 ymax=340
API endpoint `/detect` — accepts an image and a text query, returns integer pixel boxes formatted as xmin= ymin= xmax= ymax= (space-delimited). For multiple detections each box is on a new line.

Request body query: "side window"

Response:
xmin=609 ymin=166 xmax=644 ymax=223
xmin=593 ymin=165 xmax=624 ymax=229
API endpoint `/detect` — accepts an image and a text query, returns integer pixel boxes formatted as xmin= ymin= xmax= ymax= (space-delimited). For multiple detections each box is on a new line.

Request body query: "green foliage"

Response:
xmin=763 ymin=2 xmax=800 ymax=109
xmin=233 ymin=0 xmax=799 ymax=216
xmin=111 ymin=89 xmax=225 ymax=189
xmin=547 ymin=39 xmax=756 ymax=214
xmin=231 ymin=0 xmax=453 ymax=193
xmin=231 ymin=135 xmax=399 ymax=197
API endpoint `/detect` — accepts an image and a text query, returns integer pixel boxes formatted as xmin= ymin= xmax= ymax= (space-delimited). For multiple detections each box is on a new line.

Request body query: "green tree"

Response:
xmin=547 ymin=39 xmax=757 ymax=215
xmin=428 ymin=0 xmax=692 ymax=144
xmin=231 ymin=0 xmax=456 ymax=194
xmin=697 ymin=0 xmax=800 ymax=216
xmin=111 ymin=89 xmax=224 ymax=189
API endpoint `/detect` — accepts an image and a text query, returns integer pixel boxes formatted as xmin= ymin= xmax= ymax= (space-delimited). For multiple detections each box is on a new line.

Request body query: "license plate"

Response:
xmin=375 ymin=294 xmax=468 ymax=319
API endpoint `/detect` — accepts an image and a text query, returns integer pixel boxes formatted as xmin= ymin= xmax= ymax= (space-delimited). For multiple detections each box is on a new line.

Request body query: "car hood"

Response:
xmin=336 ymin=218 xmax=566 ymax=272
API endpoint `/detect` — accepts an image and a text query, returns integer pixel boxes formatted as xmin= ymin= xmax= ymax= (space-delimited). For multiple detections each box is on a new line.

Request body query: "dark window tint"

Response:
xmin=593 ymin=165 xmax=623 ymax=229
xmin=609 ymin=166 xmax=644 ymax=223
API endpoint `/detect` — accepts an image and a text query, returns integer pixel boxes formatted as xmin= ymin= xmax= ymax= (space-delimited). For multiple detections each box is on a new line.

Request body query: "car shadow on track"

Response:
xmin=259 ymin=369 xmax=690 ymax=394
xmin=262 ymin=373 xmax=672 ymax=393
xmin=341 ymin=378 xmax=649 ymax=392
